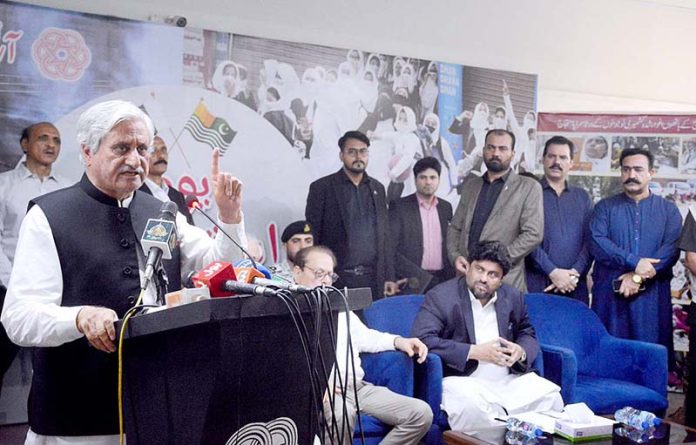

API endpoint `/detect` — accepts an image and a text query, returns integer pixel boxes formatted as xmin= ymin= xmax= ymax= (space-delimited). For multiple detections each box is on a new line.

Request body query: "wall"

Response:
xmin=12 ymin=0 xmax=696 ymax=113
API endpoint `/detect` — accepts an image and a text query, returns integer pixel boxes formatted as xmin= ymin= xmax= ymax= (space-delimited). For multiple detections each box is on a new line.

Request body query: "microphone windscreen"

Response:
xmin=192 ymin=261 xmax=237 ymax=298
xmin=142 ymin=201 xmax=179 ymax=261
xmin=159 ymin=200 xmax=178 ymax=220
xmin=185 ymin=195 xmax=201 ymax=210
xmin=233 ymin=258 xmax=272 ymax=279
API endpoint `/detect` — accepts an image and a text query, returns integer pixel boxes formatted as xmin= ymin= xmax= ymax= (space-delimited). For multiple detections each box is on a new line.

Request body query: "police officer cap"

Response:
xmin=281 ymin=220 xmax=314 ymax=243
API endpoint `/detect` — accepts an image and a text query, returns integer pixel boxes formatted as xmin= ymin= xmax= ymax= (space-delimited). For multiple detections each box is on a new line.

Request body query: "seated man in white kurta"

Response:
xmin=411 ymin=241 xmax=562 ymax=433
xmin=292 ymin=245 xmax=433 ymax=445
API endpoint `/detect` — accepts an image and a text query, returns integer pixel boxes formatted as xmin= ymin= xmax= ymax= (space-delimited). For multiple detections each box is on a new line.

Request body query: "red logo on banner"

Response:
xmin=177 ymin=175 xmax=211 ymax=208
xmin=31 ymin=27 xmax=91 ymax=81
xmin=0 ymin=21 xmax=23 ymax=64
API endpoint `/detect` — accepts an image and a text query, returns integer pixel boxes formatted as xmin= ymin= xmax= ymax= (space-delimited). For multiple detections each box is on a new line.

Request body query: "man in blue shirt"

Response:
xmin=590 ymin=147 xmax=681 ymax=368
xmin=526 ymin=136 xmax=593 ymax=304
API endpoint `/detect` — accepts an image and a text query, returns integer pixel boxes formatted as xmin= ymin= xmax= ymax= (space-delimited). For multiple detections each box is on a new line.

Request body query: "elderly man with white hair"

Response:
xmin=1 ymin=100 xmax=247 ymax=445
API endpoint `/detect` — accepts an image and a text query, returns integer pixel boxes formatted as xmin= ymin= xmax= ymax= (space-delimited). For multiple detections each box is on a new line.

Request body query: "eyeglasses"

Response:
xmin=303 ymin=266 xmax=339 ymax=284
xmin=345 ymin=148 xmax=369 ymax=157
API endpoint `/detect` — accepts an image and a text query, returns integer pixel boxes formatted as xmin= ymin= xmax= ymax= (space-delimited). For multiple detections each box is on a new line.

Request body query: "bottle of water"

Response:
xmin=506 ymin=417 xmax=543 ymax=439
xmin=614 ymin=426 xmax=653 ymax=443
xmin=505 ymin=429 xmax=540 ymax=445
xmin=614 ymin=407 xmax=661 ymax=430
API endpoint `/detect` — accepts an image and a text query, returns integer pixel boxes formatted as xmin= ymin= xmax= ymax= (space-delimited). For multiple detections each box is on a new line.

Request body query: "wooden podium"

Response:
xmin=119 ymin=288 xmax=372 ymax=445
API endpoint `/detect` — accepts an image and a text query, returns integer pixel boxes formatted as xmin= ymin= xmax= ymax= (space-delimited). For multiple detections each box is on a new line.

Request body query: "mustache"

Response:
xmin=154 ymin=160 xmax=168 ymax=166
xmin=623 ymin=178 xmax=640 ymax=185
xmin=550 ymin=164 xmax=562 ymax=171
xmin=119 ymin=166 xmax=145 ymax=174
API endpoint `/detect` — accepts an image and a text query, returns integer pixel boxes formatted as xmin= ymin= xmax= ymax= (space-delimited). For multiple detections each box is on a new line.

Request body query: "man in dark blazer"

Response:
xmin=411 ymin=241 xmax=562 ymax=432
xmin=389 ymin=156 xmax=453 ymax=294
xmin=305 ymin=130 xmax=397 ymax=300
xmin=139 ymin=135 xmax=194 ymax=225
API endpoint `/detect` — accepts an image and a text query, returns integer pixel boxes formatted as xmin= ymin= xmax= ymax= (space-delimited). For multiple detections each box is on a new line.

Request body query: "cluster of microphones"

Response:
xmin=137 ymin=199 xmax=358 ymax=443
xmin=139 ymin=198 xmax=310 ymax=307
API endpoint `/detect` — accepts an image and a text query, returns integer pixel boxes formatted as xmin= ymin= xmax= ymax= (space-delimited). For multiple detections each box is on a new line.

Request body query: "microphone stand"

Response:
xmin=154 ymin=265 xmax=169 ymax=305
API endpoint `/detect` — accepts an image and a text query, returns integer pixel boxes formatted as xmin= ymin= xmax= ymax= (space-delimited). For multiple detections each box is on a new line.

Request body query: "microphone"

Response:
xmin=252 ymin=277 xmax=311 ymax=293
xmin=191 ymin=261 xmax=237 ymax=297
xmin=185 ymin=195 xmax=200 ymax=213
xmin=221 ymin=280 xmax=278 ymax=297
xmin=191 ymin=261 xmax=278 ymax=297
xmin=232 ymin=258 xmax=310 ymax=292
xmin=185 ymin=195 xmax=259 ymax=270
xmin=234 ymin=258 xmax=272 ymax=279
xmin=232 ymin=258 xmax=305 ymax=293
xmin=141 ymin=201 xmax=178 ymax=289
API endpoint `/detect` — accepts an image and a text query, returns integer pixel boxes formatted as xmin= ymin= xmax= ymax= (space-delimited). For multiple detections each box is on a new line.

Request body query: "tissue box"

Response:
xmin=555 ymin=415 xmax=615 ymax=442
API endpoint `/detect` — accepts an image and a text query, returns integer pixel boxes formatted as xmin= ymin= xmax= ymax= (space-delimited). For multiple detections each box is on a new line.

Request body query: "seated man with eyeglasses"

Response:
xmin=292 ymin=245 xmax=433 ymax=445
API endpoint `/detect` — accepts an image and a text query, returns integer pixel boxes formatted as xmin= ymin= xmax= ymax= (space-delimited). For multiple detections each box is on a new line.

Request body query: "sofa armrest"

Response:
xmin=362 ymin=351 xmax=414 ymax=397
xmin=414 ymin=353 xmax=443 ymax=419
xmin=540 ymin=343 xmax=577 ymax=403
xmin=595 ymin=336 xmax=668 ymax=397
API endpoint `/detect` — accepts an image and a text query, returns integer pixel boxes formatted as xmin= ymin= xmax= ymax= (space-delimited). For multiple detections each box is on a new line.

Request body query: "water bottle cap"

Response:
xmin=641 ymin=420 xmax=649 ymax=429
xmin=534 ymin=428 xmax=543 ymax=437
xmin=653 ymin=418 xmax=662 ymax=427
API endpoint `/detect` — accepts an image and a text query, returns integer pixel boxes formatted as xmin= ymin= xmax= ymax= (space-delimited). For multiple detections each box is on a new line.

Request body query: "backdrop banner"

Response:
xmin=0 ymin=0 xmax=539 ymax=425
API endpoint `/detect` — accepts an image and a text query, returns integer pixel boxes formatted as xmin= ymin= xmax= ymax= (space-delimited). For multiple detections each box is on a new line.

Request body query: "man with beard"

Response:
xmin=590 ymin=148 xmax=681 ymax=369
xmin=411 ymin=241 xmax=562 ymax=433
xmin=305 ymin=130 xmax=398 ymax=300
xmin=139 ymin=135 xmax=194 ymax=225
xmin=389 ymin=157 xmax=453 ymax=294
xmin=526 ymin=136 xmax=593 ymax=304
xmin=447 ymin=129 xmax=543 ymax=292
xmin=269 ymin=220 xmax=314 ymax=281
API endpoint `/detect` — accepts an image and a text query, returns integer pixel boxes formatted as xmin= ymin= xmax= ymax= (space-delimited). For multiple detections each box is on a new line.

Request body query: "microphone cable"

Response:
xmin=186 ymin=197 xmax=260 ymax=270
xmin=301 ymin=288 xmax=339 ymax=444
xmin=116 ymin=288 xmax=157 ymax=445
xmin=272 ymin=289 xmax=326 ymax=436
xmin=314 ymin=286 xmax=346 ymax=445
xmin=315 ymin=286 xmax=365 ymax=445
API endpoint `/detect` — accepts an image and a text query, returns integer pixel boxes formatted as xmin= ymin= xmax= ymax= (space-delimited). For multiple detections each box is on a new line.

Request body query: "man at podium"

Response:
xmin=1 ymin=100 xmax=248 ymax=445
xmin=292 ymin=245 xmax=433 ymax=445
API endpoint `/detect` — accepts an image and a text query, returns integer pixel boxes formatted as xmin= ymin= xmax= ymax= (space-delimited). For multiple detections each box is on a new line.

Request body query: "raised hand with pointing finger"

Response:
xmin=211 ymin=147 xmax=243 ymax=224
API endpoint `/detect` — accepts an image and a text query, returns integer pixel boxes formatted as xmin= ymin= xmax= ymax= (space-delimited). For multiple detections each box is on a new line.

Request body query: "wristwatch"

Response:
xmin=631 ymin=274 xmax=644 ymax=285
xmin=519 ymin=349 xmax=527 ymax=363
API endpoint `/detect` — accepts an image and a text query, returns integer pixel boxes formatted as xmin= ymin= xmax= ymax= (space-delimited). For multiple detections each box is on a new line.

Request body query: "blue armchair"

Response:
xmin=355 ymin=351 xmax=415 ymax=444
xmin=362 ymin=295 xmax=444 ymax=445
xmin=525 ymin=293 xmax=668 ymax=415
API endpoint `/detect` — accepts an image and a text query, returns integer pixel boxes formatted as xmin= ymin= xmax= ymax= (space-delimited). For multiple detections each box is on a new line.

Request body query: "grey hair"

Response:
xmin=76 ymin=100 xmax=155 ymax=163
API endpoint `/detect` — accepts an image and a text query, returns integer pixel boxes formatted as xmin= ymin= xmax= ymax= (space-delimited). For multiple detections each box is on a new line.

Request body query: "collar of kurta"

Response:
xmin=16 ymin=161 xmax=59 ymax=182
xmin=79 ymin=173 xmax=134 ymax=208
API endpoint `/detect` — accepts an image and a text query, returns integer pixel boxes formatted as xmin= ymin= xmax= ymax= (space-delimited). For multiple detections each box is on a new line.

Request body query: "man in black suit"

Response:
xmin=305 ymin=130 xmax=397 ymax=300
xmin=139 ymin=135 xmax=194 ymax=224
xmin=389 ymin=156 xmax=453 ymax=294
xmin=411 ymin=241 xmax=562 ymax=433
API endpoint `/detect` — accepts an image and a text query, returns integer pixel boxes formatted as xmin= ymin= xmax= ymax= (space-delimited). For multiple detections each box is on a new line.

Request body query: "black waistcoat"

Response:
xmin=28 ymin=174 xmax=181 ymax=436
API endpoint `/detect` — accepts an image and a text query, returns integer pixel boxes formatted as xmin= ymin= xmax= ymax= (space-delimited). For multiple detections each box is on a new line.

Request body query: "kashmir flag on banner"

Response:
xmin=184 ymin=101 xmax=237 ymax=154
